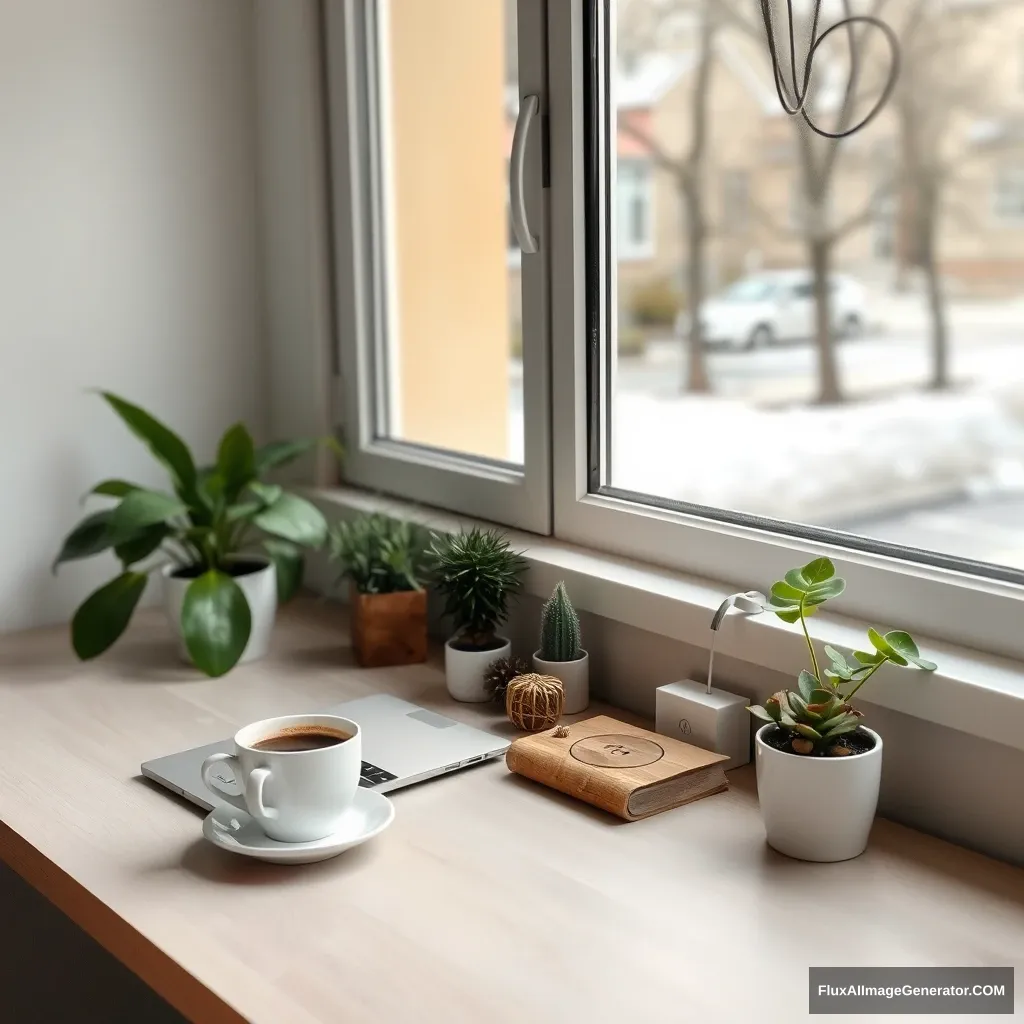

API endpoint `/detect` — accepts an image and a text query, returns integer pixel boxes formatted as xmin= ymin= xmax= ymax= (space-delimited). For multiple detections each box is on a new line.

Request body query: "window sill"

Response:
xmin=311 ymin=486 xmax=1024 ymax=753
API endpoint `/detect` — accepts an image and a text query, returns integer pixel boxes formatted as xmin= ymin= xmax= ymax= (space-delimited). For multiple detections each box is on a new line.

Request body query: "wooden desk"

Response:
xmin=1 ymin=600 xmax=1022 ymax=1023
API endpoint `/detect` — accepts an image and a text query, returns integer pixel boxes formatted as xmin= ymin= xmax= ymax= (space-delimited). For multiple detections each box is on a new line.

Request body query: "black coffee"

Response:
xmin=251 ymin=727 xmax=349 ymax=753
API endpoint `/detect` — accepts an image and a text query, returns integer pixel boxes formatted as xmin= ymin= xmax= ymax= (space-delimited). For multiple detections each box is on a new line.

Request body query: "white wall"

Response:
xmin=0 ymin=0 xmax=264 ymax=631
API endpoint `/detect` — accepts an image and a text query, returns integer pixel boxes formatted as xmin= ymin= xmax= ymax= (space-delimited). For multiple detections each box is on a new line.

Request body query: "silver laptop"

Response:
xmin=141 ymin=694 xmax=510 ymax=811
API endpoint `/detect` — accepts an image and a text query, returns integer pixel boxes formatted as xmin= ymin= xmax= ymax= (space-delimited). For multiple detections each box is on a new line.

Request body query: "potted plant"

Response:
xmin=54 ymin=392 xmax=338 ymax=677
xmin=747 ymin=556 xmax=936 ymax=862
xmin=427 ymin=527 xmax=527 ymax=702
xmin=328 ymin=513 xmax=428 ymax=667
xmin=532 ymin=581 xmax=589 ymax=714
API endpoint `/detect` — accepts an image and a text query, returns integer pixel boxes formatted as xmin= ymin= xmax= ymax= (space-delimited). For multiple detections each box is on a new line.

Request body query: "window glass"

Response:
xmin=374 ymin=0 xmax=523 ymax=464
xmin=606 ymin=0 xmax=1024 ymax=572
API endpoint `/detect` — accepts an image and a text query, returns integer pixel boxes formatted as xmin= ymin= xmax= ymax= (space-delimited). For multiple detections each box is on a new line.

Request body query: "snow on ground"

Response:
xmin=607 ymin=387 xmax=1024 ymax=523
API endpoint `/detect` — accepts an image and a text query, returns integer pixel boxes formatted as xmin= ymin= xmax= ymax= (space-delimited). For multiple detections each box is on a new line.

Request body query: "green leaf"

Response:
xmin=99 ymin=392 xmax=197 ymax=499
xmin=783 ymin=568 xmax=811 ymax=593
xmin=748 ymin=705 xmax=774 ymax=723
xmin=253 ymin=436 xmax=343 ymax=476
xmin=868 ymin=627 xmax=908 ymax=666
xmin=87 ymin=479 xmax=142 ymax=499
xmin=772 ymin=607 xmax=802 ymax=624
xmin=763 ymin=697 xmax=783 ymax=722
xmin=181 ymin=571 xmax=251 ymax=677
xmin=71 ymin=572 xmax=148 ymax=660
xmin=217 ymin=423 xmax=256 ymax=502
xmin=779 ymin=711 xmax=797 ymax=728
xmin=789 ymin=692 xmax=809 ymax=717
xmin=110 ymin=489 xmax=188 ymax=532
xmin=797 ymin=670 xmax=818 ymax=700
xmin=809 ymin=688 xmax=837 ymax=704
xmin=800 ymin=557 xmax=835 ymax=585
xmin=792 ymin=722 xmax=822 ymax=740
xmin=225 ymin=500 xmax=264 ymax=523
xmin=114 ymin=524 xmax=169 ymax=566
xmin=263 ymin=538 xmax=304 ymax=602
xmin=771 ymin=581 xmax=805 ymax=603
xmin=854 ymin=649 xmax=884 ymax=665
xmin=885 ymin=630 xmax=938 ymax=671
xmin=248 ymin=481 xmax=282 ymax=507
xmin=805 ymin=577 xmax=846 ymax=601
xmin=253 ymin=492 xmax=327 ymax=548
xmin=54 ymin=510 xmax=118 ymax=569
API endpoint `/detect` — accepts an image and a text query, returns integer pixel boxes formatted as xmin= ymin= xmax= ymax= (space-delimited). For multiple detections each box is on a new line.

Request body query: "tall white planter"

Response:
xmin=162 ymin=557 xmax=278 ymax=667
xmin=445 ymin=637 xmax=511 ymax=702
xmin=755 ymin=723 xmax=882 ymax=862
xmin=532 ymin=650 xmax=590 ymax=714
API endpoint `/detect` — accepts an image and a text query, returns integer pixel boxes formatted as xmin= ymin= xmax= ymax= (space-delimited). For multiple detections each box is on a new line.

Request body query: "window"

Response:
xmin=326 ymin=0 xmax=550 ymax=531
xmin=994 ymin=166 xmax=1024 ymax=222
xmin=616 ymin=160 xmax=653 ymax=259
xmin=329 ymin=0 xmax=1024 ymax=658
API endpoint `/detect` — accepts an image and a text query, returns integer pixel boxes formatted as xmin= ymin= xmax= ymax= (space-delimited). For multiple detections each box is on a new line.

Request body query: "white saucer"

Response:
xmin=201 ymin=788 xmax=395 ymax=864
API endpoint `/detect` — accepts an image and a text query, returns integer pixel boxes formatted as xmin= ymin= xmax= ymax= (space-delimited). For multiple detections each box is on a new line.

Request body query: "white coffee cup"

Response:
xmin=201 ymin=713 xmax=361 ymax=843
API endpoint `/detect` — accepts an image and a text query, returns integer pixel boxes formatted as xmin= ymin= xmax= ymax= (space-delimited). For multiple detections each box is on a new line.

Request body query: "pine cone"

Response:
xmin=484 ymin=654 xmax=529 ymax=702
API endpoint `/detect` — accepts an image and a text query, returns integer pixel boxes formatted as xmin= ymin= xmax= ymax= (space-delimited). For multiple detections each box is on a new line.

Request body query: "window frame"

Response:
xmin=323 ymin=0 xmax=552 ymax=534
xmin=325 ymin=0 xmax=1024 ymax=663
xmin=547 ymin=0 xmax=1024 ymax=661
xmin=993 ymin=163 xmax=1024 ymax=224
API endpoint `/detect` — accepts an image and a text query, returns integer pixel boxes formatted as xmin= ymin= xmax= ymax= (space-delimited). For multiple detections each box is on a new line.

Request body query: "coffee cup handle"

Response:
xmin=201 ymin=752 xmax=248 ymax=813
xmin=245 ymin=767 xmax=277 ymax=821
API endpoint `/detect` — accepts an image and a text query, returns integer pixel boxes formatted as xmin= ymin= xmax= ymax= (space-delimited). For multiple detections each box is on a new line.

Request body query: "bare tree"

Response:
xmin=892 ymin=0 xmax=997 ymax=391
xmin=619 ymin=0 xmax=718 ymax=393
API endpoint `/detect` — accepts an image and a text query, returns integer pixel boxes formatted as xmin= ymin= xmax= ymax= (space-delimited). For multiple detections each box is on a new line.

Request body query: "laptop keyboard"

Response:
xmin=359 ymin=761 xmax=398 ymax=788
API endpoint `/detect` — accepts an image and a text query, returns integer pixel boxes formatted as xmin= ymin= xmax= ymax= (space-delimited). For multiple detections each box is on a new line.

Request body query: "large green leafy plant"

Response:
xmin=427 ymin=527 xmax=526 ymax=650
xmin=328 ymin=513 xmax=424 ymax=595
xmin=748 ymin=557 xmax=937 ymax=756
xmin=55 ymin=393 xmax=340 ymax=676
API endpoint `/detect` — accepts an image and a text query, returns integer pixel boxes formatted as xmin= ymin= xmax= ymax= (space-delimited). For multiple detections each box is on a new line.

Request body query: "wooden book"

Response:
xmin=505 ymin=715 xmax=729 ymax=821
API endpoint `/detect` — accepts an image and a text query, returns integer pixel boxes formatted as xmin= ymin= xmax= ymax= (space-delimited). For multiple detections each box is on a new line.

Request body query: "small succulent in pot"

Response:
xmin=533 ymin=581 xmax=589 ymax=714
xmin=328 ymin=513 xmax=428 ymax=667
xmin=747 ymin=556 xmax=937 ymax=756
xmin=54 ymin=392 xmax=340 ymax=677
xmin=427 ymin=527 xmax=527 ymax=702
xmin=427 ymin=527 xmax=526 ymax=652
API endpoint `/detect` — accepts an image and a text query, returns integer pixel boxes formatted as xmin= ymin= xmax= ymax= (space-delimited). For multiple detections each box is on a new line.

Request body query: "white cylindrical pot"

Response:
xmin=755 ymin=723 xmax=882 ymax=862
xmin=445 ymin=637 xmax=511 ymax=702
xmin=532 ymin=650 xmax=589 ymax=714
xmin=162 ymin=556 xmax=278 ymax=667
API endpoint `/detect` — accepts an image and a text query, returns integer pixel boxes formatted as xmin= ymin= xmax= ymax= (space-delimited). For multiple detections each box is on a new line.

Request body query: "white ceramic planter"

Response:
xmin=445 ymin=637 xmax=511 ymax=702
xmin=162 ymin=557 xmax=278 ymax=668
xmin=532 ymin=650 xmax=589 ymax=714
xmin=755 ymin=723 xmax=882 ymax=862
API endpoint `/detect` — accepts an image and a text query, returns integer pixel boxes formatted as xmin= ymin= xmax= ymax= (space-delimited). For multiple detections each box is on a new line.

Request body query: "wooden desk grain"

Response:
xmin=1 ymin=600 xmax=1023 ymax=1023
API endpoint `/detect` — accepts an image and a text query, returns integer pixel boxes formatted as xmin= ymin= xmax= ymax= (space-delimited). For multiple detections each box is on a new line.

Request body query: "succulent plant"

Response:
xmin=427 ymin=527 xmax=526 ymax=650
xmin=748 ymin=556 xmax=937 ymax=756
xmin=328 ymin=513 xmax=424 ymax=595
xmin=539 ymin=581 xmax=582 ymax=661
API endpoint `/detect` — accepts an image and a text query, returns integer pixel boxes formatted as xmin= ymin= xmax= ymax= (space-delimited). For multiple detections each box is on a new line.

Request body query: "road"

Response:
xmin=626 ymin=326 xmax=1024 ymax=406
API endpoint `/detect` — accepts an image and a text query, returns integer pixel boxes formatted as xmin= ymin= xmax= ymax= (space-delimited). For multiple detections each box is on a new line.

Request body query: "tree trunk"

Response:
xmin=920 ymin=207 xmax=950 ymax=390
xmin=679 ymin=2 xmax=715 ymax=395
xmin=810 ymin=239 xmax=842 ymax=404
xmin=683 ymin=182 xmax=711 ymax=393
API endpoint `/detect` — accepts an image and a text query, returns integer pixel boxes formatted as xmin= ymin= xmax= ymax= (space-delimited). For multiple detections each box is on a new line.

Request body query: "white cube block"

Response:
xmin=655 ymin=679 xmax=751 ymax=769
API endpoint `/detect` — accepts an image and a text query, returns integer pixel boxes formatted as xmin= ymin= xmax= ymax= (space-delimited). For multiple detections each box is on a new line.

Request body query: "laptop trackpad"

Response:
xmin=406 ymin=708 xmax=458 ymax=729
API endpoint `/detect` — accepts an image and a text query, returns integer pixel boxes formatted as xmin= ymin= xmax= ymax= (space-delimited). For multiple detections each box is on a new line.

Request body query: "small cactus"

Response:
xmin=539 ymin=582 xmax=582 ymax=662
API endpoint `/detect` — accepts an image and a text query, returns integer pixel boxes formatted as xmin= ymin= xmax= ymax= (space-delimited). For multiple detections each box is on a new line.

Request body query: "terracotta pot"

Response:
xmin=350 ymin=585 xmax=428 ymax=668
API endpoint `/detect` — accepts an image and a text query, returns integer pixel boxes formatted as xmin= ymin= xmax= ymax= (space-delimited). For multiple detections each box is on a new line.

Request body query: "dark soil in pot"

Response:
xmin=448 ymin=636 xmax=508 ymax=653
xmin=171 ymin=559 xmax=268 ymax=580
xmin=761 ymin=724 xmax=876 ymax=757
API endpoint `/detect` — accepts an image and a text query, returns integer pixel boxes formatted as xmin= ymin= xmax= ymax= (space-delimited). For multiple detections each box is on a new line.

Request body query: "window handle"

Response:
xmin=510 ymin=94 xmax=539 ymax=255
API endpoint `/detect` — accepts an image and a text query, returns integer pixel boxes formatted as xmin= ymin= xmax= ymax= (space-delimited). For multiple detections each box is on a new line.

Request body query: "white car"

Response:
xmin=678 ymin=271 xmax=867 ymax=350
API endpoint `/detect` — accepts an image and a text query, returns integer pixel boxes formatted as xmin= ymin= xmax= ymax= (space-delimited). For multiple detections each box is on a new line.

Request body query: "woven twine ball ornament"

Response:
xmin=506 ymin=673 xmax=564 ymax=731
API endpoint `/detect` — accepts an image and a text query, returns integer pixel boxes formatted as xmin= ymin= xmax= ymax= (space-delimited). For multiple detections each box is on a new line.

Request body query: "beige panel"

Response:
xmin=385 ymin=0 xmax=509 ymax=458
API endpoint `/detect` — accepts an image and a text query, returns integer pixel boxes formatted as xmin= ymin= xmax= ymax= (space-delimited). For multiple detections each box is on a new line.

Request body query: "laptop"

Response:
xmin=141 ymin=693 xmax=510 ymax=811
